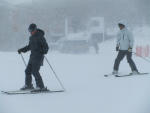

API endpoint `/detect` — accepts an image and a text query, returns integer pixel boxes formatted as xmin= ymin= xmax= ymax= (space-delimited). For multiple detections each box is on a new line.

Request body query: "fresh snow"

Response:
xmin=0 ymin=35 xmax=150 ymax=113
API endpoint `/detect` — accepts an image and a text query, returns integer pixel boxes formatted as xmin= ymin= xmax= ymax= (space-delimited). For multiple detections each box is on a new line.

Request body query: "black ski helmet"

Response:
xmin=28 ymin=23 xmax=37 ymax=32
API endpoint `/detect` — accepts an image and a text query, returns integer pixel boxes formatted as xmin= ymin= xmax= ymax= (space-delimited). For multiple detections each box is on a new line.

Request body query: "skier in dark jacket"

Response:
xmin=18 ymin=23 xmax=49 ymax=90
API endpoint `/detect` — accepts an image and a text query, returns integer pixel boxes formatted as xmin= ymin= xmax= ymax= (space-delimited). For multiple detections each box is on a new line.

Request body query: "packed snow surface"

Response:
xmin=0 ymin=36 xmax=150 ymax=113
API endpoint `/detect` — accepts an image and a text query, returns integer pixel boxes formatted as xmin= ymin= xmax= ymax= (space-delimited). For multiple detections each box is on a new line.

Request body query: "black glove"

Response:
xmin=18 ymin=49 xmax=22 ymax=54
xmin=128 ymin=47 xmax=132 ymax=52
xmin=116 ymin=46 xmax=119 ymax=51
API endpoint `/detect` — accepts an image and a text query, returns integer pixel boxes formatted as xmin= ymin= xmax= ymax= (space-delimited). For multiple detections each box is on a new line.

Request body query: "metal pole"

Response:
xmin=44 ymin=56 xmax=66 ymax=91
xmin=20 ymin=53 xmax=27 ymax=66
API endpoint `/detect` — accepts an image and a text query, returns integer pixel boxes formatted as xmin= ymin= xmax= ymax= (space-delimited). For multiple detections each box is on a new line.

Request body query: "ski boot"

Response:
xmin=131 ymin=70 xmax=140 ymax=75
xmin=20 ymin=84 xmax=34 ymax=90
xmin=112 ymin=70 xmax=118 ymax=75
xmin=32 ymin=86 xmax=49 ymax=92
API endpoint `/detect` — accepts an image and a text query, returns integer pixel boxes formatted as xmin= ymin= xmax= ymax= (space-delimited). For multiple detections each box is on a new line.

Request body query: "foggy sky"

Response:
xmin=30 ymin=0 xmax=150 ymax=25
xmin=0 ymin=0 xmax=150 ymax=51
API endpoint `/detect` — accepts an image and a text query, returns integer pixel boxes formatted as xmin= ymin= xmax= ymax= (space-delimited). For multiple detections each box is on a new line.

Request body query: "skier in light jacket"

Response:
xmin=112 ymin=21 xmax=139 ymax=75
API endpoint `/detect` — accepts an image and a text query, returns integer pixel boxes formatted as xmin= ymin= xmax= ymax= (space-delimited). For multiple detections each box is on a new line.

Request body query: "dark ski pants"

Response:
xmin=113 ymin=50 xmax=138 ymax=72
xmin=25 ymin=60 xmax=44 ymax=88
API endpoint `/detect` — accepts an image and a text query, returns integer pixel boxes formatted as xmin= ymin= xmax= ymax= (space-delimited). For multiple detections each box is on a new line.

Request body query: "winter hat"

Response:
xmin=118 ymin=20 xmax=127 ymax=26
xmin=28 ymin=23 xmax=37 ymax=32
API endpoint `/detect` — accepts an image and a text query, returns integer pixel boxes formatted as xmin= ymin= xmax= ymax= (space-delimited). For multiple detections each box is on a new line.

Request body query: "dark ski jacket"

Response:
xmin=20 ymin=29 xmax=49 ymax=65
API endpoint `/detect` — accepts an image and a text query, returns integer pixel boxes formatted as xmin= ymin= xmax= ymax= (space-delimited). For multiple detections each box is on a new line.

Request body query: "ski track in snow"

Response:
xmin=0 ymin=37 xmax=150 ymax=113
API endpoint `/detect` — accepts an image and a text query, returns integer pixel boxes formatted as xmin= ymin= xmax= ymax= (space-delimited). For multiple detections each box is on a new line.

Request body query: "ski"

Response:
xmin=115 ymin=73 xmax=149 ymax=77
xmin=104 ymin=73 xmax=149 ymax=77
xmin=104 ymin=73 xmax=118 ymax=77
xmin=1 ymin=89 xmax=65 ymax=95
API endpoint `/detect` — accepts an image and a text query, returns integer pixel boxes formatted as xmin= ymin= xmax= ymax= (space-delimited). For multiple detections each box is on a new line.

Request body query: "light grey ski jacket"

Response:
xmin=116 ymin=28 xmax=134 ymax=50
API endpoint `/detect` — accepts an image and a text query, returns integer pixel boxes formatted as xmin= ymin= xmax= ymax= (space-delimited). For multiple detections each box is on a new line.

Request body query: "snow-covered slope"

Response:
xmin=1 ymin=36 xmax=150 ymax=113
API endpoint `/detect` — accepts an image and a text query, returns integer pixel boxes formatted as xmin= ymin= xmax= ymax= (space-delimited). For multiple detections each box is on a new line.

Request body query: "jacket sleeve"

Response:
xmin=128 ymin=31 xmax=134 ymax=48
xmin=20 ymin=45 xmax=30 ymax=53
xmin=39 ymin=37 xmax=49 ymax=54
xmin=116 ymin=32 xmax=121 ymax=47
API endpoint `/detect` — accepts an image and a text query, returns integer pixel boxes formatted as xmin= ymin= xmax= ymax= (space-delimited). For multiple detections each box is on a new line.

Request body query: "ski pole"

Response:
xmin=44 ymin=56 xmax=66 ymax=91
xmin=20 ymin=53 xmax=27 ymax=66
xmin=132 ymin=52 xmax=150 ymax=63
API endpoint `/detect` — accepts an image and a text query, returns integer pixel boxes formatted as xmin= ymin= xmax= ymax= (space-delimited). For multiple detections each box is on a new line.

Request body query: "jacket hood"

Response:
xmin=36 ymin=29 xmax=45 ymax=36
